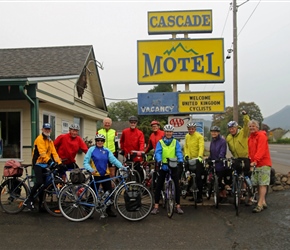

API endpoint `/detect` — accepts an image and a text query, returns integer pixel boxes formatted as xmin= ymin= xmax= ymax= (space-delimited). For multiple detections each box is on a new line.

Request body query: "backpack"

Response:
xmin=3 ymin=160 xmax=23 ymax=177
xmin=124 ymin=188 xmax=141 ymax=211
xmin=70 ymin=168 xmax=86 ymax=184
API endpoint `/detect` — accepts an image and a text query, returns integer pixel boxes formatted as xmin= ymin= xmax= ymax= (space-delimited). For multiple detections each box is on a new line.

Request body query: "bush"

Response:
xmin=275 ymin=138 xmax=290 ymax=144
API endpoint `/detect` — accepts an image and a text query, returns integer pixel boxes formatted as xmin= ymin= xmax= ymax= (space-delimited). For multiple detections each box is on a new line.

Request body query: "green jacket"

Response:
xmin=226 ymin=115 xmax=250 ymax=158
xmin=97 ymin=128 xmax=117 ymax=153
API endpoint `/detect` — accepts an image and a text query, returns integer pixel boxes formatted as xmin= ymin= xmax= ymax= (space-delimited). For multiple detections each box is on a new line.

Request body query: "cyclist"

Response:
xmin=184 ymin=122 xmax=205 ymax=203
xmin=83 ymin=134 xmax=123 ymax=217
xmin=208 ymin=126 xmax=230 ymax=202
xmin=54 ymin=123 xmax=88 ymax=170
xmin=226 ymin=110 xmax=251 ymax=204
xmin=145 ymin=120 xmax=164 ymax=178
xmin=144 ymin=120 xmax=164 ymax=154
xmin=120 ymin=116 xmax=145 ymax=179
xmin=151 ymin=124 xmax=184 ymax=215
xmin=24 ymin=123 xmax=63 ymax=210
xmin=97 ymin=118 xmax=119 ymax=177
xmin=248 ymin=120 xmax=272 ymax=213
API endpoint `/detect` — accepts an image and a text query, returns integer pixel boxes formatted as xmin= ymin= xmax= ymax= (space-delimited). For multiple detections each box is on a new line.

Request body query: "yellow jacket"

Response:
xmin=184 ymin=132 xmax=204 ymax=158
xmin=32 ymin=133 xmax=62 ymax=166
xmin=226 ymin=115 xmax=250 ymax=158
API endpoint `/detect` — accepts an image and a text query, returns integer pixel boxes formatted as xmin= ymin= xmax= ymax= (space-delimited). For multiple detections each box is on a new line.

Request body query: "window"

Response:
xmin=43 ymin=113 xmax=56 ymax=140
xmin=0 ymin=111 xmax=21 ymax=159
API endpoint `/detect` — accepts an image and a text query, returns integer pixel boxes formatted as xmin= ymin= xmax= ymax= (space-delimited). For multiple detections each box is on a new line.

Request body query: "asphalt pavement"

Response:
xmin=0 ymin=188 xmax=290 ymax=250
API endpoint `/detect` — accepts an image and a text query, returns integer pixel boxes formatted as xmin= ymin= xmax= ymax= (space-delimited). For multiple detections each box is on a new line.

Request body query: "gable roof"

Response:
xmin=0 ymin=45 xmax=93 ymax=79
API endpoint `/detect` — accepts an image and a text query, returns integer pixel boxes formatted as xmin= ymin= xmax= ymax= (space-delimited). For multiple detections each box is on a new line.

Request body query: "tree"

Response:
xmin=107 ymin=101 xmax=138 ymax=121
xmin=212 ymin=102 xmax=263 ymax=136
xmin=148 ymin=83 xmax=172 ymax=93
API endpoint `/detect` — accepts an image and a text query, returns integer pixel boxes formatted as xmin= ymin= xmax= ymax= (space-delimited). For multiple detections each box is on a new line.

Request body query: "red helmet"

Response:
xmin=150 ymin=120 xmax=160 ymax=126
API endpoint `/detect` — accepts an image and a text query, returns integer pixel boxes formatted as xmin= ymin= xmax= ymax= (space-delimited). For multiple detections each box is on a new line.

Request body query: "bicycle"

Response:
xmin=180 ymin=158 xmax=199 ymax=208
xmin=229 ymin=158 xmax=254 ymax=216
xmin=205 ymin=159 xmax=221 ymax=209
xmin=159 ymin=158 xmax=179 ymax=218
xmin=0 ymin=163 xmax=65 ymax=216
xmin=58 ymin=167 xmax=153 ymax=222
xmin=116 ymin=150 xmax=146 ymax=184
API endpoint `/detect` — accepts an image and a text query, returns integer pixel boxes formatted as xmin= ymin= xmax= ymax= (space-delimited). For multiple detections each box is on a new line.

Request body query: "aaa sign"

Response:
xmin=137 ymin=39 xmax=224 ymax=85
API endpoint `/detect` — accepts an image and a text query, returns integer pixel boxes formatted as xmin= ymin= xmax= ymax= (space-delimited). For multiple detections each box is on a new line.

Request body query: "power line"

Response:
xmin=238 ymin=0 xmax=262 ymax=36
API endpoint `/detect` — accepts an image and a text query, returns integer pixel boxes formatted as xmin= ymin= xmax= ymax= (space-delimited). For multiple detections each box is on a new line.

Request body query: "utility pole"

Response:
xmin=233 ymin=0 xmax=238 ymax=122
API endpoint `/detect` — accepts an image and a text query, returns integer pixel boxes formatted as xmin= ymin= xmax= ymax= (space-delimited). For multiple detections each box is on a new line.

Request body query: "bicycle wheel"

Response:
xmin=161 ymin=182 xmax=166 ymax=208
xmin=191 ymin=177 xmax=198 ymax=209
xmin=114 ymin=183 xmax=153 ymax=221
xmin=58 ymin=184 xmax=96 ymax=222
xmin=0 ymin=178 xmax=29 ymax=214
xmin=149 ymin=170 xmax=157 ymax=194
xmin=43 ymin=179 xmax=65 ymax=217
xmin=213 ymin=176 xmax=219 ymax=209
xmin=166 ymin=179 xmax=175 ymax=218
xmin=128 ymin=170 xmax=141 ymax=183
xmin=233 ymin=177 xmax=242 ymax=216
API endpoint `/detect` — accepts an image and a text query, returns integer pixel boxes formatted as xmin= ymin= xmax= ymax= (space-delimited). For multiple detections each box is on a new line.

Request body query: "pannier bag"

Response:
xmin=167 ymin=158 xmax=178 ymax=168
xmin=70 ymin=168 xmax=86 ymax=184
xmin=128 ymin=150 xmax=146 ymax=162
xmin=124 ymin=188 xmax=141 ymax=211
xmin=270 ymin=167 xmax=276 ymax=185
xmin=3 ymin=160 xmax=23 ymax=177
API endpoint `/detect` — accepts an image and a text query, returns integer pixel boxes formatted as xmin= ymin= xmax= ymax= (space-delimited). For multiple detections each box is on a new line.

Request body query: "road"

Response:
xmin=269 ymin=144 xmax=290 ymax=174
xmin=0 ymin=188 xmax=290 ymax=250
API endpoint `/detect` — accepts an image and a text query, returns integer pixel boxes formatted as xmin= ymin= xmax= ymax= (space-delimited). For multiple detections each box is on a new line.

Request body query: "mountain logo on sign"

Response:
xmin=163 ymin=42 xmax=199 ymax=56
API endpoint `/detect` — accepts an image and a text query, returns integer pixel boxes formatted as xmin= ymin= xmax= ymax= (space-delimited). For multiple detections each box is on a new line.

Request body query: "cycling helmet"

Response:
xmin=163 ymin=124 xmax=174 ymax=132
xmin=128 ymin=116 xmax=138 ymax=122
xmin=187 ymin=123 xmax=197 ymax=128
xmin=69 ymin=123 xmax=80 ymax=130
xmin=150 ymin=120 xmax=160 ymax=126
xmin=227 ymin=121 xmax=238 ymax=128
xmin=210 ymin=126 xmax=220 ymax=132
xmin=95 ymin=134 xmax=106 ymax=141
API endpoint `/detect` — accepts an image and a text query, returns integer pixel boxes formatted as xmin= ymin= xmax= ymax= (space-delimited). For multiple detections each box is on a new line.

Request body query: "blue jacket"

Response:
xmin=209 ymin=135 xmax=227 ymax=172
xmin=84 ymin=146 xmax=122 ymax=176
xmin=155 ymin=136 xmax=183 ymax=171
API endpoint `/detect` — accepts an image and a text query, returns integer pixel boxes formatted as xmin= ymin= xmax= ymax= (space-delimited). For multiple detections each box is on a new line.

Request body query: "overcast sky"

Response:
xmin=0 ymin=0 xmax=289 ymax=119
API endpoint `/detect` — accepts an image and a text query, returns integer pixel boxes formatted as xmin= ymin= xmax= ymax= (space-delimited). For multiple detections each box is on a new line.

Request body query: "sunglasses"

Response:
xmin=129 ymin=121 xmax=137 ymax=124
xmin=96 ymin=140 xmax=105 ymax=142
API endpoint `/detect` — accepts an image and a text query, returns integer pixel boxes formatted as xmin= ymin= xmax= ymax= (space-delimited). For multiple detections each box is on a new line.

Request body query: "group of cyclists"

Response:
xmin=23 ymin=110 xmax=272 ymax=216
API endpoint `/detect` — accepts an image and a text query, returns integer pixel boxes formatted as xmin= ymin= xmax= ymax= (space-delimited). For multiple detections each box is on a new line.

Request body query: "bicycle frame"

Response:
xmin=75 ymin=170 xmax=135 ymax=217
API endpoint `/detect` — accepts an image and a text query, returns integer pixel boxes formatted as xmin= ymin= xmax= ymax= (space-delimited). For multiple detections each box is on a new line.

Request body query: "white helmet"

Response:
xmin=163 ymin=124 xmax=174 ymax=132
xmin=95 ymin=134 xmax=106 ymax=141
xmin=69 ymin=123 xmax=80 ymax=130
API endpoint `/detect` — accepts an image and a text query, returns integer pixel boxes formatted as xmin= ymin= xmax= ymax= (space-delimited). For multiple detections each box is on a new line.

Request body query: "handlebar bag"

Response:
xmin=70 ymin=168 xmax=86 ymax=184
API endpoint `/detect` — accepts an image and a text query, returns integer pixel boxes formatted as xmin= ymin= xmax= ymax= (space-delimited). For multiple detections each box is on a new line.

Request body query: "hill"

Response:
xmin=263 ymin=105 xmax=290 ymax=130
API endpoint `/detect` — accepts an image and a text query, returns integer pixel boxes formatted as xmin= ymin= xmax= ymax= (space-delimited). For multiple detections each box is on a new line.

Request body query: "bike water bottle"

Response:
xmin=102 ymin=191 xmax=110 ymax=200
xmin=244 ymin=176 xmax=252 ymax=189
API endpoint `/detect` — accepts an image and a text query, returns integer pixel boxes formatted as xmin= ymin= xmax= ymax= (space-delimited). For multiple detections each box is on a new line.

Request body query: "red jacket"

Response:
xmin=120 ymin=128 xmax=145 ymax=155
xmin=145 ymin=130 xmax=164 ymax=153
xmin=54 ymin=133 xmax=88 ymax=164
xmin=248 ymin=130 xmax=272 ymax=168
